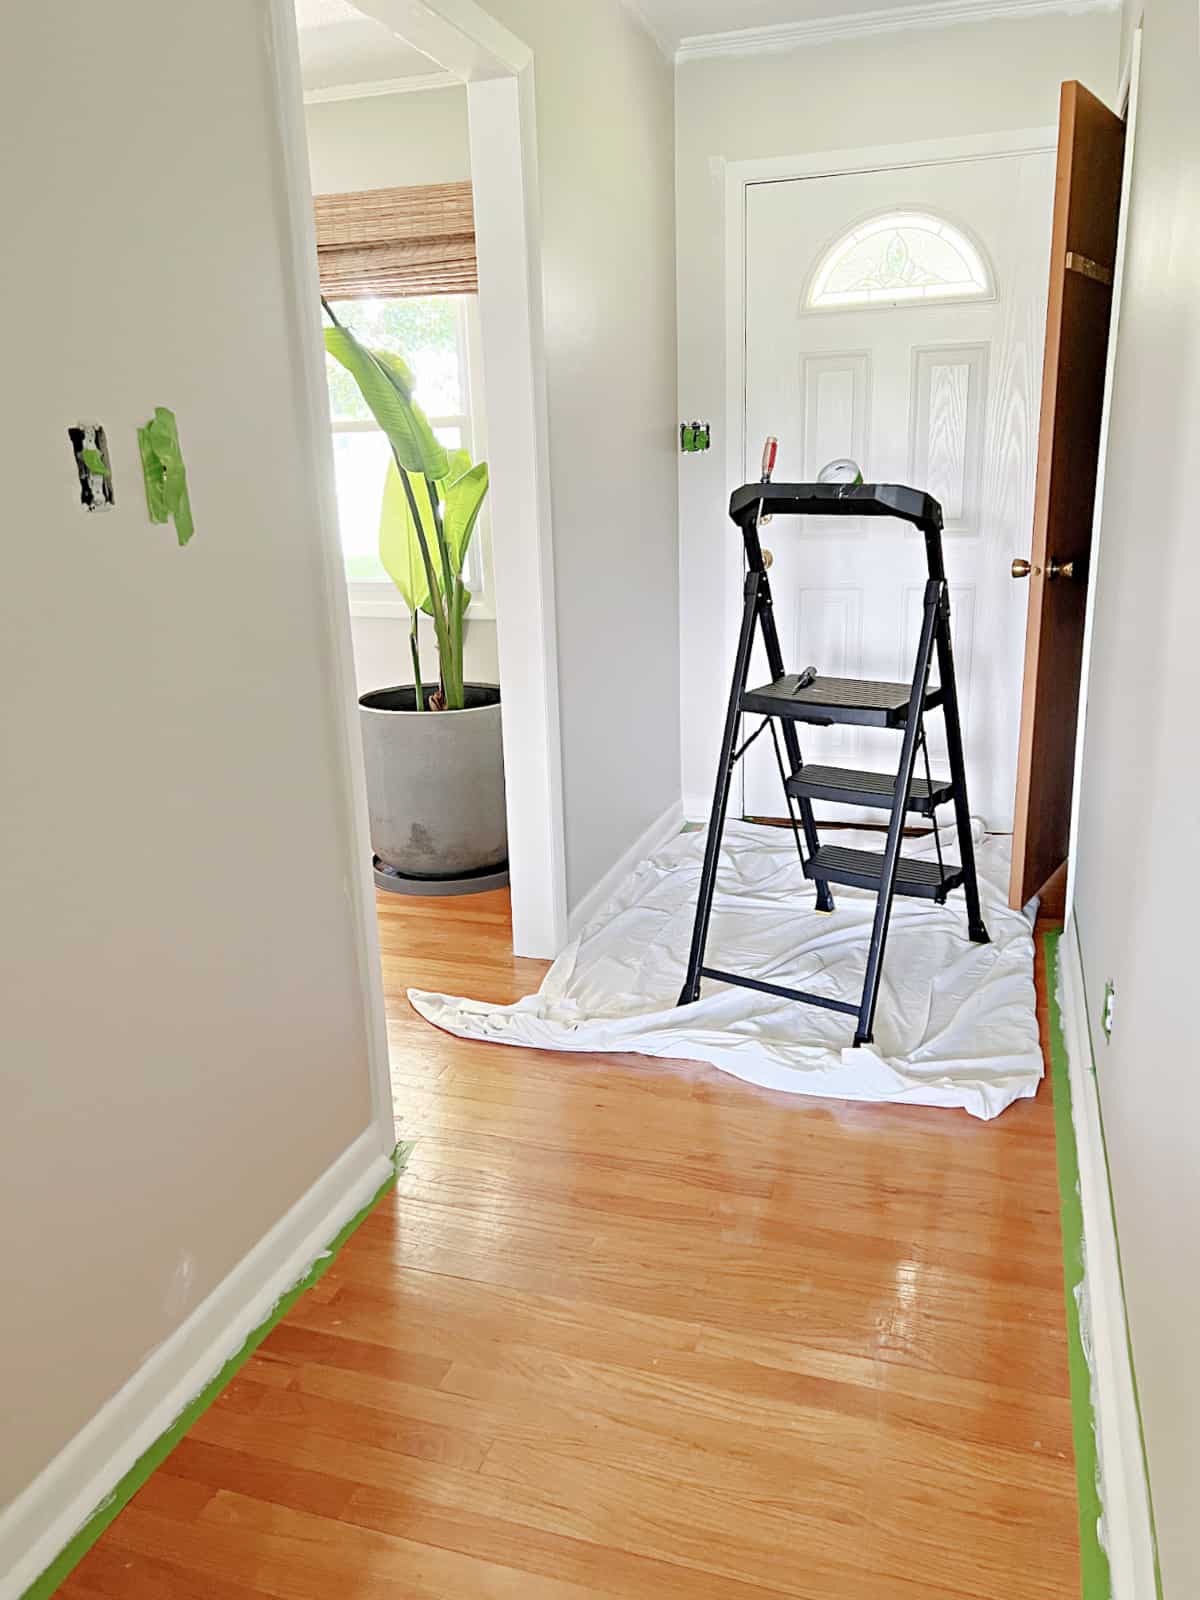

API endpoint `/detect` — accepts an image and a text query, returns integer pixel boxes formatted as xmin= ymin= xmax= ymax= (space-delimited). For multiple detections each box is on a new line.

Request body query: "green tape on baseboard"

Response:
xmin=1049 ymin=929 xmax=1165 ymax=1600
xmin=1044 ymin=932 xmax=1111 ymax=1599
xmin=21 ymin=1140 xmax=413 ymax=1600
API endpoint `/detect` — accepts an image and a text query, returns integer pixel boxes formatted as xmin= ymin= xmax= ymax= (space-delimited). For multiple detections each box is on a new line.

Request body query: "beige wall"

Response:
xmin=472 ymin=0 xmax=681 ymax=909
xmin=1071 ymin=1 xmax=1200 ymax=1592
xmin=675 ymin=9 xmax=1121 ymax=811
xmin=304 ymin=85 xmax=501 ymax=693
xmin=305 ymin=84 xmax=471 ymax=192
xmin=0 ymin=0 xmax=382 ymax=1518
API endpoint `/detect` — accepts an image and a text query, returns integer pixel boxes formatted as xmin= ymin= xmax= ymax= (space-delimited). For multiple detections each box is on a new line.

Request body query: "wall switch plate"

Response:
xmin=1102 ymin=980 xmax=1116 ymax=1041
xmin=68 ymin=422 xmax=114 ymax=512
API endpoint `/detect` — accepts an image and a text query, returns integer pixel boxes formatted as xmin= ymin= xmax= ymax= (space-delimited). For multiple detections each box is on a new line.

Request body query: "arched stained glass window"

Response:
xmin=807 ymin=212 xmax=993 ymax=310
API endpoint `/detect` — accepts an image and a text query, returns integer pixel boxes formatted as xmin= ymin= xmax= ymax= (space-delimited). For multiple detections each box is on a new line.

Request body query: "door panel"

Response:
xmin=1010 ymin=83 xmax=1125 ymax=907
xmin=743 ymin=153 xmax=1055 ymax=829
xmin=910 ymin=343 xmax=989 ymax=535
xmin=801 ymin=353 xmax=872 ymax=482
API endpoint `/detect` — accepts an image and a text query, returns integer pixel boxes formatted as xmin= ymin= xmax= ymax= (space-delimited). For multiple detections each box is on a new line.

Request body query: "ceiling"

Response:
xmin=294 ymin=0 xmax=440 ymax=93
xmin=295 ymin=0 xmax=1043 ymax=90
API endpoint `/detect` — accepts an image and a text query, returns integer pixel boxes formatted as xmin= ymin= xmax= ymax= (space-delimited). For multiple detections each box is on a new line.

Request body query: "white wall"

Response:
xmin=304 ymin=85 xmax=501 ymax=694
xmin=461 ymin=0 xmax=682 ymax=909
xmin=308 ymin=4 xmax=681 ymax=918
xmin=1070 ymin=1 xmax=1200 ymax=1591
xmin=0 ymin=0 xmax=386 ymax=1550
xmin=305 ymin=84 xmax=471 ymax=192
xmin=675 ymin=10 xmax=1120 ymax=814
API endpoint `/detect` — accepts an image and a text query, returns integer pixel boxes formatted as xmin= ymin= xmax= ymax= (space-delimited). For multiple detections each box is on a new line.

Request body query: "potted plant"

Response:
xmin=324 ymin=302 xmax=506 ymax=888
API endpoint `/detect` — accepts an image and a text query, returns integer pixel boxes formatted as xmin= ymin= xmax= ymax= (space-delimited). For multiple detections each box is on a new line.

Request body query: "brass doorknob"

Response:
xmin=1047 ymin=558 xmax=1077 ymax=580
xmin=762 ymin=549 xmax=775 ymax=570
xmin=1012 ymin=558 xmax=1034 ymax=579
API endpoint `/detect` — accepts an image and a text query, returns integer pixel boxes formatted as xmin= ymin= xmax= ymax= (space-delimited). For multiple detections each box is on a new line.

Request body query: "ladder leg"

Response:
xmin=854 ymin=582 xmax=942 ymax=1047
xmin=678 ymin=572 xmax=763 ymax=1006
xmin=935 ymin=597 xmax=989 ymax=945
xmin=758 ymin=579 xmax=834 ymax=912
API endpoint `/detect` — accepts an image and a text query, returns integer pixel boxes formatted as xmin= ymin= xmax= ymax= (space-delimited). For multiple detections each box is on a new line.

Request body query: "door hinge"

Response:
xmin=1065 ymin=251 xmax=1114 ymax=287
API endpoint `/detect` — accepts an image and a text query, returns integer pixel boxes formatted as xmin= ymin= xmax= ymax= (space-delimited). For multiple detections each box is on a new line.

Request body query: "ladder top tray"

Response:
xmin=742 ymin=673 xmax=943 ymax=728
xmin=729 ymin=481 xmax=942 ymax=532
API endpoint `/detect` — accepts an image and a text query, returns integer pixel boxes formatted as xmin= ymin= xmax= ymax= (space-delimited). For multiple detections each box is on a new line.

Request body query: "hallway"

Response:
xmin=58 ymin=891 xmax=1076 ymax=1599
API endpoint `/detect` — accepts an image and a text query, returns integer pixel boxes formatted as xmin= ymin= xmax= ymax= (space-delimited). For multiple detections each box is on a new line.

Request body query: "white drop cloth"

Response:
xmin=409 ymin=821 xmax=1042 ymax=1120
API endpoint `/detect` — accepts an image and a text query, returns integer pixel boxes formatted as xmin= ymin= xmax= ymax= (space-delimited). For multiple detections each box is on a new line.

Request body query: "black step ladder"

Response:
xmin=678 ymin=472 xmax=990 ymax=1048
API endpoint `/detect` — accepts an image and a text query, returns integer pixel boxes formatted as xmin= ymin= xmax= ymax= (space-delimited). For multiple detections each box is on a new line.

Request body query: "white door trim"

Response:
xmin=722 ymin=128 xmax=1057 ymax=818
xmin=324 ymin=0 xmax=569 ymax=958
xmin=1065 ymin=32 xmax=1141 ymax=923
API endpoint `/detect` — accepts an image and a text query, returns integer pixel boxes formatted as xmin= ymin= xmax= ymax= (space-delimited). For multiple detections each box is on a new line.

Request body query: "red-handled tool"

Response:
xmin=759 ymin=436 xmax=778 ymax=525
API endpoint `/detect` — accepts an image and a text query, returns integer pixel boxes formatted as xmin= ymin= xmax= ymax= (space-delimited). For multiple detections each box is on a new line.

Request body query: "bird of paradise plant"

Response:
xmin=323 ymin=300 xmax=489 ymax=711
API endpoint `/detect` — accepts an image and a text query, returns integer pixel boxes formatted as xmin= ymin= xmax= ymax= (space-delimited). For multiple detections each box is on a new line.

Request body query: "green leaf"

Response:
xmin=372 ymin=349 xmax=417 ymax=400
xmin=324 ymin=326 xmax=449 ymax=482
xmin=80 ymin=447 xmax=109 ymax=477
xmin=379 ymin=460 xmax=430 ymax=615
xmin=440 ymin=459 xmax=489 ymax=577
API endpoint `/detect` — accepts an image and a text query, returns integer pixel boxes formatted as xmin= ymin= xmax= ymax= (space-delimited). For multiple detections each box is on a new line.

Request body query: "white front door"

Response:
xmin=741 ymin=152 xmax=1054 ymax=829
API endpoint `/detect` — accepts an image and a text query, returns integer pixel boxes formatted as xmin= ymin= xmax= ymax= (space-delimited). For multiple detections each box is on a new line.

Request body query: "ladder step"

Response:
xmin=786 ymin=764 xmax=953 ymax=816
xmin=804 ymin=844 xmax=965 ymax=901
xmin=741 ymin=674 xmax=943 ymax=728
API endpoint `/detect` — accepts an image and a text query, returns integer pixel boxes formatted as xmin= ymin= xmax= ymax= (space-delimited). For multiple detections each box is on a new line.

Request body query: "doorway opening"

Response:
xmin=291 ymin=0 xmax=567 ymax=1054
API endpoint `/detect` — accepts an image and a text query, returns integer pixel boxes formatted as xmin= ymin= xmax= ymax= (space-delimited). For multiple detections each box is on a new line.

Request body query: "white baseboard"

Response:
xmin=0 ymin=1127 xmax=396 ymax=1600
xmin=567 ymin=800 xmax=684 ymax=943
xmin=1057 ymin=919 xmax=1159 ymax=1600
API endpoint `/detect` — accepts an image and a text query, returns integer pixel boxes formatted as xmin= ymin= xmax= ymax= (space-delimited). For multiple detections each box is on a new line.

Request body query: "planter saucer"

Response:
xmin=372 ymin=856 xmax=510 ymax=897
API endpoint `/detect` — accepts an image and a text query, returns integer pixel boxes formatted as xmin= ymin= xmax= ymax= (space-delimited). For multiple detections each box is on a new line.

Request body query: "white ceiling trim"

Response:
xmin=303 ymin=69 xmax=460 ymax=102
xmin=617 ymin=0 xmax=675 ymax=60
xmin=675 ymin=0 xmax=1119 ymax=61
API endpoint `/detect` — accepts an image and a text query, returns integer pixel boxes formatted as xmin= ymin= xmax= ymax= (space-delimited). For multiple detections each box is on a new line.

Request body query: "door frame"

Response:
xmin=280 ymin=0 xmax=569 ymax=961
xmin=1064 ymin=30 xmax=1142 ymax=923
xmin=723 ymin=128 xmax=1057 ymax=819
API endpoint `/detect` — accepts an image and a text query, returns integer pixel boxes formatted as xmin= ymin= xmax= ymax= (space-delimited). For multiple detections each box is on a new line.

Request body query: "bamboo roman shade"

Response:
xmin=314 ymin=181 xmax=477 ymax=299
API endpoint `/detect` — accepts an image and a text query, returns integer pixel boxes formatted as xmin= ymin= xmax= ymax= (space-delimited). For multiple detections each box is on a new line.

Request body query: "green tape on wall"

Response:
xmin=137 ymin=406 xmax=195 ymax=546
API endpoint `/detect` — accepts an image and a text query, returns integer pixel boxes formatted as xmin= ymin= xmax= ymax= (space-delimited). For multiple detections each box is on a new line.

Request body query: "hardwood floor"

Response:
xmin=59 ymin=892 xmax=1075 ymax=1600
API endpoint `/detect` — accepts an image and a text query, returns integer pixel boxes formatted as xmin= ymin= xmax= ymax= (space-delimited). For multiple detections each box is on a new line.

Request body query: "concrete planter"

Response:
xmin=359 ymin=684 xmax=507 ymax=885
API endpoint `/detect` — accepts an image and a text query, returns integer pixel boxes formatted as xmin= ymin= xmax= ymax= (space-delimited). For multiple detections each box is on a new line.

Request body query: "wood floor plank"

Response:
xmin=57 ymin=896 xmax=1076 ymax=1600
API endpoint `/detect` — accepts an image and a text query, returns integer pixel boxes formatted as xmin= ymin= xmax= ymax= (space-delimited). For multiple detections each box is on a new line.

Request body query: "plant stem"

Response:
xmin=424 ymin=476 xmax=462 ymax=709
xmin=320 ymin=296 xmax=343 ymax=328
xmin=452 ymin=578 xmax=467 ymax=703
xmin=396 ymin=457 xmax=453 ymax=706
xmin=409 ymin=609 xmax=424 ymax=710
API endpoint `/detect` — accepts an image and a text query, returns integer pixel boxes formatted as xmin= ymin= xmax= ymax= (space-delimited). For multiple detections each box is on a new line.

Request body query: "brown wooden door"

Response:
xmin=1009 ymin=82 xmax=1126 ymax=910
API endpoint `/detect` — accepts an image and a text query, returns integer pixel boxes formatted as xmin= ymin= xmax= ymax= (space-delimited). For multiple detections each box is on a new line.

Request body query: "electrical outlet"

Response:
xmin=1102 ymin=980 xmax=1117 ymax=1041
xmin=68 ymin=422 xmax=114 ymax=512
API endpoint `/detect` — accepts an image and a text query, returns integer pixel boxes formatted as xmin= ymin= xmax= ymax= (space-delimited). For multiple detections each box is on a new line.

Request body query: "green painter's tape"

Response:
xmin=137 ymin=406 xmax=195 ymax=546
xmin=1044 ymin=931 xmax=1112 ymax=1599
xmin=1055 ymin=928 xmax=1165 ymax=1600
xmin=21 ymin=1141 xmax=413 ymax=1600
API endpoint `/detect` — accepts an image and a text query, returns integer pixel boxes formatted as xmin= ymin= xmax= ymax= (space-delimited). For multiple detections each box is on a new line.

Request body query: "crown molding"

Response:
xmin=616 ymin=0 xmax=676 ymax=61
xmin=675 ymin=0 xmax=1119 ymax=61
xmin=303 ymin=69 xmax=460 ymax=103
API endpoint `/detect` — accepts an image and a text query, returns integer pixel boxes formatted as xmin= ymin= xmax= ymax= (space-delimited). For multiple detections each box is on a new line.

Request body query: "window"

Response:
xmin=324 ymin=292 xmax=490 ymax=614
xmin=806 ymin=212 xmax=994 ymax=311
